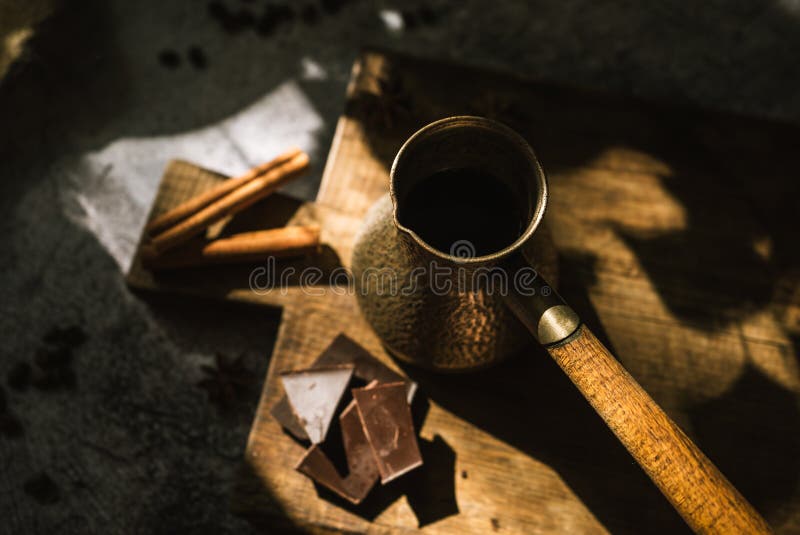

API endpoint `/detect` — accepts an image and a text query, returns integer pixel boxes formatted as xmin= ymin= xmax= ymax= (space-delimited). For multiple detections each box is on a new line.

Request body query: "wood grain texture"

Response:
xmin=141 ymin=226 xmax=320 ymax=270
xmin=128 ymin=48 xmax=800 ymax=534
xmin=149 ymin=152 xmax=310 ymax=253
xmin=548 ymin=325 xmax=772 ymax=534
xmin=145 ymin=147 xmax=303 ymax=236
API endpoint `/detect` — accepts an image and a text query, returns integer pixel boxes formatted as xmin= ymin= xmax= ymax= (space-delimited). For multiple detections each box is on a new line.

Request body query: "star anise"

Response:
xmin=350 ymin=69 xmax=413 ymax=130
xmin=469 ymin=91 xmax=528 ymax=129
xmin=197 ymin=353 xmax=254 ymax=410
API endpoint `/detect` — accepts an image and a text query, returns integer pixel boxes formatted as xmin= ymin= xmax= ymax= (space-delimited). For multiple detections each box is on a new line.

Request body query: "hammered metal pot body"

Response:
xmin=352 ymin=116 xmax=558 ymax=372
xmin=352 ymin=194 xmax=558 ymax=371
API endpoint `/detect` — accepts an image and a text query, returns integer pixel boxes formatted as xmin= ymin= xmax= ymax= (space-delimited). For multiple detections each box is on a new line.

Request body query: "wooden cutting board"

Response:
xmin=128 ymin=48 xmax=800 ymax=534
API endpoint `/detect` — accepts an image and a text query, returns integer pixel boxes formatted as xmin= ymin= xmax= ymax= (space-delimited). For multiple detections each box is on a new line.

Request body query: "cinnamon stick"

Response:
xmin=141 ymin=225 xmax=320 ymax=270
xmin=148 ymin=151 xmax=310 ymax=253
xmin=146 ymin=147 xmax=303 ymax=236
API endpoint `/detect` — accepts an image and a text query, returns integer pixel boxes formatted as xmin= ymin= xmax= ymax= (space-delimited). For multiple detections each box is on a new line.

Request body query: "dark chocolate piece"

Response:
xmin=270 ymin=397 xmax=307 ymax=439
xmin=315 ymin=335 xmax=407 ymax=386
xmin=295 ymin=446 xmax=350 ymax=501
xmin=339 ymin=398 xmax=380 ymax=497
xmin=272 ymin=335 xmax=416 ymax=440
xmin=295 ymin=398 xmax=380 ymax=504
xmin=353 ymin=382 xmax=423 ymax=484
xmin=280 ymin=365 xmax=354 ymax=444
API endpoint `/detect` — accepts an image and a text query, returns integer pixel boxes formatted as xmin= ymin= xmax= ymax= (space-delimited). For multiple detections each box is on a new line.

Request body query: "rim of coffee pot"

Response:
xmin=389 ymin=115 xmax=549 ymax=264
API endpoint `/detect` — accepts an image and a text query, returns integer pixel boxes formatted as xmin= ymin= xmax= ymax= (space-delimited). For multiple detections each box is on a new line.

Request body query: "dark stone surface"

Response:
xmin=1 ymin=0 xmax=799 ymax=533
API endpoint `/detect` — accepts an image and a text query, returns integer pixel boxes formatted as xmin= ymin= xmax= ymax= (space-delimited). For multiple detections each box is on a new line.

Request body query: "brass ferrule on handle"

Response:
xmin=502 ymin=256 xmax=581 ymax=346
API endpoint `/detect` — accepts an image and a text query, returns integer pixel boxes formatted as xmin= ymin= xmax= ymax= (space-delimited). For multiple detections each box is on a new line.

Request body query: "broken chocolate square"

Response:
xmin=295 ymin=397 xmax=380 ymax=504
xmin=295 ymin=446 xmax=351 ymax=502
xmin=337 ymin=386 xmax=381 ymax=497
xmin=315 ymin=335 xmax=404 ymax=384
xmin=280 ymin=365 xmax=354 ymax=444
xmin=353 ymin=381 xmax=423 ymax=484
xmin=272 ymin=335 xmax=416 ymax=441
xmin=270 ymin=397 xmax=307 ymax=439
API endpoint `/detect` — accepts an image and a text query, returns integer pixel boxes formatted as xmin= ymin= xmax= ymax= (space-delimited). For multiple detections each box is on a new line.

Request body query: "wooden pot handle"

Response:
xmin=548 ymin=324 xmax=771 ymax=534
xmin=503 ymin=268 xmax=772 ymax=534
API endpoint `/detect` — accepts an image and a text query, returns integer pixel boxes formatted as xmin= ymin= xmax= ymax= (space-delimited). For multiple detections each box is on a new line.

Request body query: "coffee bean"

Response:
xmin=417 ymin=6 xmax=440 ymax=25
xmin=7 ymin=362 xmax=31 ymax=391
xmin=188 ymin=46 xmax=208 ymax=70
xmin=257 ymin=4 xmax=294 ymax=37
xmin=321 ymin=0 xmax=349 ymax=15
xmin=0 ymin=413 xmax=24 ymax=438
xmin=42 ymin=326 xmax=87 ymax=349
xmin=401 ymin=10 xmax=418 ymax=30
xmin=31 ymin=366 xmax=76 ymax=391
xmin=34 ymin=346 xmax=72 ymax=370
xmin=23 ymin=473 xmax=60 ymax=505
xmin=158 ymin=50 xmax=181 ymax=69
xmin=301 ymin=4 xmax=319 ymax=25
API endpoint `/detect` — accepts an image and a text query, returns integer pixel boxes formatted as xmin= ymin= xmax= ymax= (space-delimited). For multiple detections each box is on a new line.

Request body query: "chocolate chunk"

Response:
xmin=280 ymin=365 xmax=354 ymax=444
xmin=272 ymin=335 xmax=416 ymax=440
xmin=315 ymin=335 xmax=406 ymax=386
xmin=270 ymin=397 xmax=307 ymax=439
xmin=295 ymin=446 xmax=348 ymax=500
xmin=353 ymin=382 xmax=422 ymax=484
xmin=295 ymin=398 xmax=380 ymax=504
xmin=338 ymin=397 xmax=380 ymax=496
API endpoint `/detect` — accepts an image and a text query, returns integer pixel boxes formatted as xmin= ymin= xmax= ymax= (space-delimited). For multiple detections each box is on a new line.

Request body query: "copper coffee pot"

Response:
xmin=352 ymin=116 xmax=771 ymax=534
